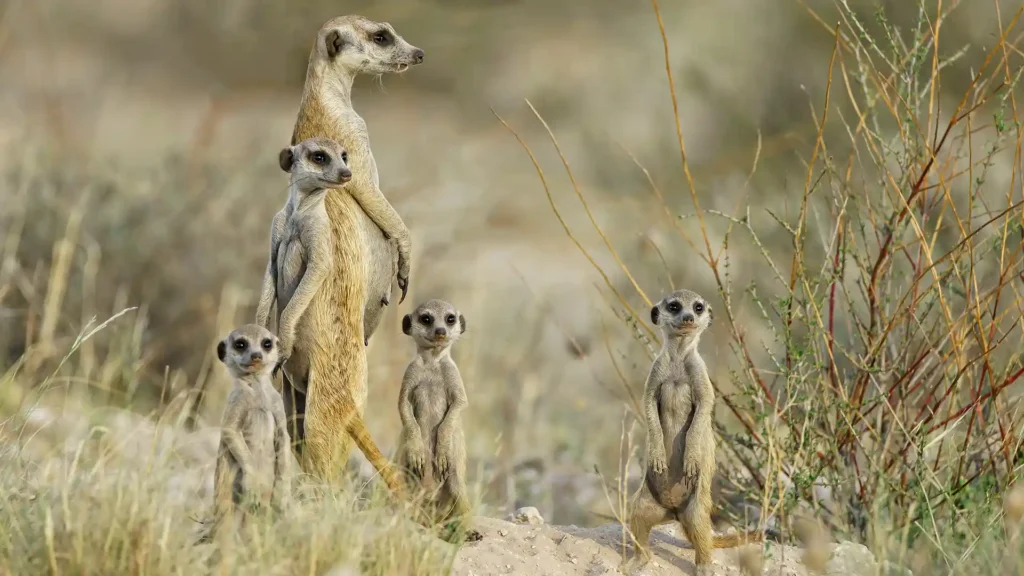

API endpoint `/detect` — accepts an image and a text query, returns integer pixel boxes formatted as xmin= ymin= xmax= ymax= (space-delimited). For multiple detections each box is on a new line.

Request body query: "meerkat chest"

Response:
xmin=243 ymin=406 xmax=276 ymax=456
xmin=410 ymin=374 xmax=449 ymax=426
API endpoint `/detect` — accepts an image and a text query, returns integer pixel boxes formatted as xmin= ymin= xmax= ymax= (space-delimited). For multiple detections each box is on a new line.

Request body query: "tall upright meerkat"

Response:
xmin=623 ymin=290 xmax=763 ymax=575
xmin=255 ymin=137 xmax=403 ymax=494
xmin=284 ymin=15 xmax=424 ymax=481
xmin=202 ymin=324 xmax=292 ymax=545
xmin=396 ymin=299 xmax=480 ymax=541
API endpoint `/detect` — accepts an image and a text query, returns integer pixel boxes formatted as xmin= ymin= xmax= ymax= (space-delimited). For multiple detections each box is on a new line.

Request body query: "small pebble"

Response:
xmin=498 ymin=529 xmax=508 ymax=537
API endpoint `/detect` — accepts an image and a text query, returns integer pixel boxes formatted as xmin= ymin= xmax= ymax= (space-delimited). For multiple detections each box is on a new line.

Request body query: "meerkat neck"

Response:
xmin=304 ymin=59 xmax=356 ymax=111
xmin=232 ymin=372 xmax=263 ymax=390
xmin=417 ymin=346 xmax=452 ymax=363
xmin=290 ymin=188 xmax=327 ymax=213
xmin=663 ymin=333 xmax=702 ymax=360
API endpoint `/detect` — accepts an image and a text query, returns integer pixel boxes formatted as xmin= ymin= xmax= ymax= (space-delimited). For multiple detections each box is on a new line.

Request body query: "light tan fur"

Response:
xmin=202 ymin=325 xmax=292 ymax=546
xmin=254 ymin=137 xmax=402 ymax=494
xmin=622 ymin=290 xmax=762 ymax=576
xmin=284 ymin=15 xmax=424 ymax=482
xmin=396 ymin=300 xmax=481 ymax=542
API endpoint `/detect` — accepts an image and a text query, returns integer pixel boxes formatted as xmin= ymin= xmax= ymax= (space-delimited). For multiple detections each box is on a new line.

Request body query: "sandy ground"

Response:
xmin=452 ymin=515 xmax=875 ymax=576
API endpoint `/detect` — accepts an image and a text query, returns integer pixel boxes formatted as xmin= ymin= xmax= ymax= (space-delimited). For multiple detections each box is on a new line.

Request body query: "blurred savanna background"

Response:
xmin=2 ymin=0 xmax=1024 ymax=573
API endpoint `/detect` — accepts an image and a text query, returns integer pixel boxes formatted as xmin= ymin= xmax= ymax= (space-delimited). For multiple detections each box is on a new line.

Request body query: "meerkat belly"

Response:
xmin=244 ymin=408 xmax=277 ymax=493
xmin=648 ymin=381 xmax=696 ymax=508
xmin=411 ymin=381 xmax=448 ymax=455
xmin=275 ymin=234 xmax=306 ymax=310
xmin=356 ymin=202 xmax=396 ymax=338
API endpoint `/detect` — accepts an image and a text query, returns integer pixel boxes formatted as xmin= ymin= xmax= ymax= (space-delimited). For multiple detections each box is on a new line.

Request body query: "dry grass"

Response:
xmin=2 ymin=0 xmax=1024 ymax=574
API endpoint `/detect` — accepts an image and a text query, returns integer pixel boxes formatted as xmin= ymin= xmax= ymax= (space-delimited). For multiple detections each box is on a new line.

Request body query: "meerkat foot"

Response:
xmin=381 ymin=294 xmax=390 ymax=307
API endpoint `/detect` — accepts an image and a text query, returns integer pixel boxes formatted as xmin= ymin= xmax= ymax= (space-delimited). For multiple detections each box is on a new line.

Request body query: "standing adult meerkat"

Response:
xmin=255 ymin=137 xmax=403 ymax=494
xmin=201 ymin=325 xmax=292 ymax=545
xmin=622 ymin=290 xmax=763 ymax=575
xmin=397 ymin=299 xmax=481 ymax=542
xmin=284 ymin=15 xmax=424 ymax=481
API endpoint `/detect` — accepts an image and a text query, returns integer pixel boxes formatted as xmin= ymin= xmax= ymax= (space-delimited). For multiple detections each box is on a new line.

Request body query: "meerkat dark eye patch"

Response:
xmin=693 ymin=302 xmax=704 ymax=314
xmin=233 ymin=339 xmax=247 ymax=351
xmin=666 ymin=301 xmax=682 ymax=314
xmin=309 ymin=151 xmax=330 ymax=165
xmin=278 ymin=148 xmax=295 ymax=172
xmin=261 ymin=338 xmax=273 ymax=351
xmin=371 ymin=30 xmax=393 ymax=46
xmin=341 ymin=151 xmax=348 ymax=164
xmin=419 ymin=314 xmax=433 ymax=326
xmin=445 ymin=314 xmax=456 ymax=325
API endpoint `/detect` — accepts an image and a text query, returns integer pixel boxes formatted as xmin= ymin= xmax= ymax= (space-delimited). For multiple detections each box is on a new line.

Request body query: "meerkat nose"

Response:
xmin=434 ymin=327 xmax=446 ymax=337
xmin=412 ymin=49 xmax=424 ymax=63
xmin=339 ymin=169 xmax=352 ymax=182
xmin=251 ymin=351 xmax=263 ymax=362
xmin=681 ymin=314 xmax=695 ymax=323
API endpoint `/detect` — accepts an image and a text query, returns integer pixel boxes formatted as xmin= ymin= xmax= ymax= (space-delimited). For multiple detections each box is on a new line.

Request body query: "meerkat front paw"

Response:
xmin=434 ymin=450 xmax=451 ymax=480
xmin=648 ymin=450 xmax=668 ymax=475
xmin=396 ymin=271 xmax=409 ymax=304
xmin=406 ymin=439 xmax=427 ymax=477
xmin=683 ymin=452 xmax=701 ymax=477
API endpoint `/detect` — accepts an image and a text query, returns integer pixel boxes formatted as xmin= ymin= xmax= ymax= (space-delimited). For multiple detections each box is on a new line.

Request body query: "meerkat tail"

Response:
xmin=712 ymin=529 xmax=764 ymax=549
xmin=344 ymin=414 xmax=405 ymax=495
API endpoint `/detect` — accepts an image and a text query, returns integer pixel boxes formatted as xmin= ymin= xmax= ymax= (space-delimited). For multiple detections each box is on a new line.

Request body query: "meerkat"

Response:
xmin=282 ymin=15 xmax=424 ymax=482
xmin=396 ymin=299 xmax=481 ymax=542
xmin=255 ymin=137 xmax=403 ymax=494
xmin=201 ymin=324 xmax=292 ymax=545
xmin=622 ymin=290 xmax=763 ymax=576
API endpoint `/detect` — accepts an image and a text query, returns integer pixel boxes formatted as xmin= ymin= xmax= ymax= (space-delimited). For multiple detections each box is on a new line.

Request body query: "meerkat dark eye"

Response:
xmin=693 ymin=302 xmax=704 ymax=314
xmin=261 ymin=338 xmax=273 ymax=351
xmin=310 ymin=151 xmax=329 ymax=165
xmin=419 ymin=314 xmax=432 ymax=325
xmin=341 ymin=151 xmax=348 ymax=164
xmin=233 ymin=339 xmax=247 ymax=351
xmin=667 ymin=302 xmax=682 ymax=314
xmin=372 ymin=31 xmax=393 ymax=46
xmin=445 ymin=314 xmax=456 ymax=325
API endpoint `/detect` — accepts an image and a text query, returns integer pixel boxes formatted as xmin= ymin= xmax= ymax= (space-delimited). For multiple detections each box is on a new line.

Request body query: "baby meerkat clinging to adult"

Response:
xmin=254 ymin=137 xmax=403 ymax=494
xmin=201 ymin=324 xmax=292 ymax=545
xmin=397 ymin=299 xmax=481 ymax=542
xmin=622 ymin=290 xmax=763 ymax=575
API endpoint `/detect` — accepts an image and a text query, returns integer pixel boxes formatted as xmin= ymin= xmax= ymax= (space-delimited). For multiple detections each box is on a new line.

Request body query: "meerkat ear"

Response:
xmin=325 ymin=29 xmax=346 ymax=58
xmin=216 ymin=340 xmax=226 ymax=362
xmin=459 ymin=314 xmax=466 ymax=334
xmin=402 ymin=314 xmax=412 ymax=335
xmin=278 ymin=148 xmax=294 ymax=172
xmin=707 ymin=305 xmax=714 ymax=323
xmin=650 ymin=306 xmax=660 ymax=325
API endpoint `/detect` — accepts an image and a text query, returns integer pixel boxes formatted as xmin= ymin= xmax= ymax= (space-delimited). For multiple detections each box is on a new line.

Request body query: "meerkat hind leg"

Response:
xmin=622 ymin=487 xmax=673 ymax=573
xmin=281 ymin=371 xmax=307 ymax=455
xmin=678 ymin=495 xmax=714 ymax=571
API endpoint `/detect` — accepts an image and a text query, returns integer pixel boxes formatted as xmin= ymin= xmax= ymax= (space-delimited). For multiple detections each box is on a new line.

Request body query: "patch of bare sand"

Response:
xmin=453 ymin=516 xmax=811 ymax=576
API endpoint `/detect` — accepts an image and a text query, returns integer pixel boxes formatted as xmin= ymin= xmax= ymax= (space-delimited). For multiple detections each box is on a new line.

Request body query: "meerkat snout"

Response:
xmin=411 ymin=48 xmax=425 ymax=64
xmin=434 ymin=326 xmax=447 ymax=339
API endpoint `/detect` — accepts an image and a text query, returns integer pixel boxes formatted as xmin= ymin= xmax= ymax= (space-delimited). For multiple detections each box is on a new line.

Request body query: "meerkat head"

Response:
xmin=217 ymin=324 xmax=280 ymax=379
xmin=650 ymin=289 xmax=713 ymax=339
xmin=402 ymin=299 xmax=466 ymax=351
xmin=314 ymin=15 xmax=424 ymax=76
xmin=279 ymin=137 xmax=352 ymax=194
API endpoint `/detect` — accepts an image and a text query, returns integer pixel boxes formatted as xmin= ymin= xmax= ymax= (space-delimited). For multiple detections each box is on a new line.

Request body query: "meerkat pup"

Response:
xmin=255 ymin=137 xmax=403 ymax=494
xmin=203 ymin=324 xmax=291 ymax=545
xmin=622 ymin=290 xmax=762 ymax=575
xmin=397 ymin=299 xmax=481 ymax=542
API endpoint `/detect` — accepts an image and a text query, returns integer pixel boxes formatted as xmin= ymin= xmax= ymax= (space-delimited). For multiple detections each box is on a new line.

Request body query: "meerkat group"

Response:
xmin=200 ymin=12 xmax=767 ymax=569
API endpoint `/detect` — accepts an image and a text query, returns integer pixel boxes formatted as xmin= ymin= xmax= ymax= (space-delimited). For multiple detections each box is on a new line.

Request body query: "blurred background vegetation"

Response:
xmin=2 ymin=0 xmax=1024 ymax=572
